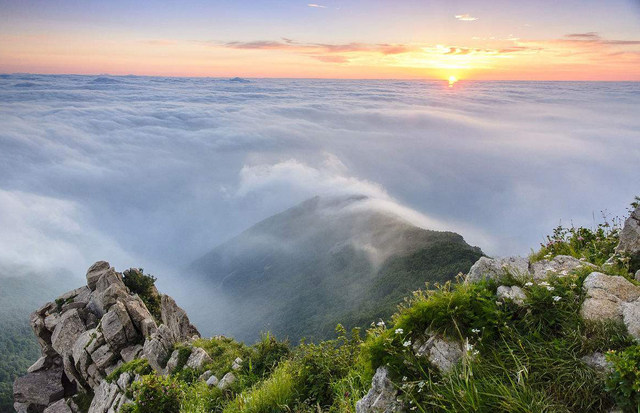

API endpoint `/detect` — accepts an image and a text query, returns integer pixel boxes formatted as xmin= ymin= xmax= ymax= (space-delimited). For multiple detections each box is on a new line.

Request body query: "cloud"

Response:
xmin=0 ymin=74 xmax=638 ymax=286
xmin=307 ymin=3 xmax=326 ymax=8
xmin=455 ymin=14 xmax=478 ymax=21
xmin=566 ymin=32 xmax=600 ymax=40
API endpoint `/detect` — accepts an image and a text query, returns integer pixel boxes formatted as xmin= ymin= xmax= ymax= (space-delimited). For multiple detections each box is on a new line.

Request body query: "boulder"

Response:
xmin=199 ymin=370 xmax=213 ymax=382
xmin=120 ymin=345 xmax=143 ymax=363
xmin=43 ymin=399 xmax=73 ymax=413
xmin=217 ymin=372 xmax=236 ymax=390
xmin=90 ymin=345 xmax=116 ymax=371
xmin=51 ymin=310 xmax=86 ymax=355
xmin=581 ymin=272 xmax=640 ymax=339
xmin=116 ymin=372 xmax=133 ymax=392
xmin=206 ymin=375 xmax=219 ymax=387
xmin=231 ymin=357 xmax=243 ymax=371
xmin=124 ymin=297 xmax=156 ymax=335
xmin=165 ymin=349 xmax=181 ymax=374
xmin=101 ymin=302 xmax=138 ymax=352
xmin=355 ymin=367 xmax=401 ymax=413
xmin=186 ymin=347 xmax=212 ymax=370
xmin=142 ymin=324 xmax=175 ymax=372
xmin=88 ymin=380 xmax=120 ymax=413
xmin=86 ymin=261 xmax=111 ymax=291
xmin=413 ymin=335 xmax=463 ymax=373
xmin=161 ymin=295 xmax=200 ymax=342
xmin=466 ymin=256 xmax=529 ymax=283
xmin=28 ymin=356 xmax=52 ymax=373
xmin=71 ymin=330 xmax=94 ymax=378
xmin=496 ymin=285 xmax=527 ymax=305
xmin=616 ymin=206 xmax=640 ymax=261
xmin=13 ymin=365 xmax=65 ymax=411
xmin=531 ymin=255 xmax=594 ymax=280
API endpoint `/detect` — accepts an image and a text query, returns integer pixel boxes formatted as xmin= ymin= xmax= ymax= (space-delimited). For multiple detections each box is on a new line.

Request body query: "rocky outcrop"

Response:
xmin=466 ymin=254 xmax=594 ymax=284
xmin=13 ymin=261 xmax=199 ymax=413
xmin=412 ymin=334 xmax=463 ymax=373
xmin=356 ymin=367 xmax=402 ymax=413
xmin=496 ymin=285 xmax=527 ymax=305
xmin=581 ymin=272 xmax=640 ymax=339
xmin=616 ymin=205 xmax=640 ymax=266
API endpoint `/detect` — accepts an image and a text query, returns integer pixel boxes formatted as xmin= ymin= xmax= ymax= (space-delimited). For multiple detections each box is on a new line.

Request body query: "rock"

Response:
xmin=86 ymin=261 xmax=111 ymax=291
xmin=206 ymin=375 xmax=219 ymax=387
xmin=231 ymin=357 xmax=243 ymax=371
xmin=142 ymin=324 xmax=175 ymax=372
xmin=199 ymin=370 xmax=213 ymax=381
xmin=161 ymin=295 xmax=200 ymax=342
xmin=88 ymin=380 xmax=120 ymax=413
xmin=71 ymin=330 xmax=94 ymax=378
xmin=496 ymin=285 xmax=527 ymax=305
xmin=635 ymin=270 xmax=640 ymax=282
xmin=581 ymin=272 xmax=640 ymax=339
xmin=101 ymin=302 xmax=138 ymax=352
xmin=116 ymin=372 xmax=132 ymax=392
xmin=186 ymin=347 xmax=212 ymax=370
xmin=581 ymin=352 xmax=613 ymax=372
xmin=99 ymin=284 xmax=128 ymax=312
xmin=28 ymin=356 xmax=52 ymax=373
xmin=45 ymin=313 xmax=61 ymax=331
xmin=531 ymin=255 xmax=595 ymax=280
xmin=43 ymin=399 xmax=73 ymax=413
xmin=165 ymin=350 xmax=181 ymax=374
xmin=217 ymin=372 xmax=236 ymax=390
xmin=355 ymin=367 xmax=401 ymax=413
xmin=90 ymin=345 xmax=116 ymax=371
xmin=13 ymin=365 xmax=66 ymax=411
xmin=51 ymin=309 xmax=86 ymax=355
xmin=616 ymin=206 xmax=640 ymax=261
xmin=466 ymin=256 xmax=529 ymax=283
xmin=120 ymin=345 xmax=143 ymax=363
xmin=124 ymin=297 xmax=156 ymax=336
xmin=413 ymin=335 xmax=463 ymax=373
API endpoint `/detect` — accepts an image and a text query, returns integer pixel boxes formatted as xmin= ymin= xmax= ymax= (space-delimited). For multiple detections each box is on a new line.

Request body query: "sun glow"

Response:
xmin=448 ymin=75 xmax=458 ymax=87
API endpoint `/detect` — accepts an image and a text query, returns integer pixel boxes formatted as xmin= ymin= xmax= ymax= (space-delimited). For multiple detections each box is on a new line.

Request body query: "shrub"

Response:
xmin=606 ymin=345 xmax=640 ymax=412
xmin=223 ymin=362 xmax=296 ymax=413
xmin=247 ymin=333 xmax=290 ymax=379
xmin=126 ymin=375 xmax=183 ymax=413
xmin=105 ymin=359 xmax=152 ymax=383
xmin=123 ymin=268 xmax=162 ymax=321
xmin=181 ymin=381 xmax=225 ymax=413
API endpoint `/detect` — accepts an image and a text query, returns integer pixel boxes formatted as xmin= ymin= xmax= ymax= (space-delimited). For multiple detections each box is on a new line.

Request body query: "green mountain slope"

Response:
xmin=189 ymin=196 xmax=483 ymax=342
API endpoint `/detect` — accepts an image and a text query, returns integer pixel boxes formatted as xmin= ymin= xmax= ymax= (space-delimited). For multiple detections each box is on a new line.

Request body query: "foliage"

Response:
xmin=122 ymin=268 xmax=162 ymax=321
xmin=125 ymin=375 xmax=183 ymax=413
xmin=223 ymin=362 xmax=297 ymax=413
xmin=105 ymin=359 xmax=152 ymax=383
xmin=606 ymin=345 xmax=640 ymax=412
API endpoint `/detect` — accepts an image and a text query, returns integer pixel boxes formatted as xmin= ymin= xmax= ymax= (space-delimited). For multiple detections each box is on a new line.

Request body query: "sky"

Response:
xmin=1 ymin=75 xmax=639 ymax=286
xmin=1 ymin=0 xmax=639 ymax=79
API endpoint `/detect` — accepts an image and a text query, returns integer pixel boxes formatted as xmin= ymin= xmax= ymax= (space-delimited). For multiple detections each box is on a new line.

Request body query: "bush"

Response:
xmin=606 ymin=345 xmax=640 ymax=412
xmin=247 ymin=333 xmax=290 ymax=379
xmin=223 ymin=362 xmax=296 ymax=413
xmin=125 ymin=375 xmax=183 ymax=413
xmin=105 ymin=359 xmax=152 ymax=383
xmin=123 ymin=268 xmax=162 ymax=321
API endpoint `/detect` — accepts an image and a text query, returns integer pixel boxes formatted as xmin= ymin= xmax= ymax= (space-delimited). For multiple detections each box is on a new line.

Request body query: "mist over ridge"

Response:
xmin=0 ymin=74 xmax=638 ymax=287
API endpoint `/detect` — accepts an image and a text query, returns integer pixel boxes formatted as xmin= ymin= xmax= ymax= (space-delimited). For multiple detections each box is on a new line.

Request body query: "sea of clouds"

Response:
xmin=1 ymin=74 xmax=639 ymax=288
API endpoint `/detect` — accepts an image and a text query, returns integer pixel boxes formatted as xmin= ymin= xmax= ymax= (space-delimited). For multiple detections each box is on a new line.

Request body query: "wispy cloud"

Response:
xmin=455 ymin=14 xmax=478 ymax=21
xmin=566 ymin=32 xmax=600 ymax=40
xmin=307 ymin=3 xmax=326 ymax=8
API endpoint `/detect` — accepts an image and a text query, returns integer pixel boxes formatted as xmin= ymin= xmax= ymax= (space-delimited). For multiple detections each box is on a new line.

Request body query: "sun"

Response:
xmin=448 ymin=75 xmax=458 ymax=87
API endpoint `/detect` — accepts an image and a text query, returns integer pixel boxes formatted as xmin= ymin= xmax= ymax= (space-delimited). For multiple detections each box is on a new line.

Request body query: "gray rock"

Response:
xmin=413 ymin=335 xmax=463 ymax=373
xmin=120 ymin=345 xmax=143 ymax=363
xmin=355 ymin=367 xmax=401 ymax=413
xmin=206 ymin=375 xmax=219 ymax=387
xmin=13 ymin=365 xmax=65 ymax=410
xmin=124 ymin=297 xmax=156 ymax=336
xmin=161 ymin=295 xmax=200 ymax=342
xmin=186 ymin=347 xmax=212 ymax=370
xmin=622 ymin=300 xmax=640 ymax=339
xmin=71 ymin=330 xmax=93 ymax=377
xmin=142 ymin=324 xmax=175 ymax=372
xmin=635 ymin=270 xmax=640 ymax=282
xmin=90 ymin=345 xmax=116 ymax=371
xmin=199 ymin=370 xmax=213 ymax=382
xmin=165 ymin=349 xmax=181 ymax=374
xmin=217 ymin=372 xmax=236 ymax=390
xmin=101 ymin=302 xmax=138 ymax=352
xmin=466 ymin=256 xmax=529 ymax=283
xmin=99 ymin=284 xmax=128 ymax=312
xmin=581 ymin=352 xmax=613 ymax=372
xmin=231 ymin=357 xmax=243 ymax=371
xmin=88 ymin=380 xmax=120 ymax=413
xmin=496 ymin=285 xmax=527 ymax=305
xmin=116 ymin=372 xmax=132 ymax=392
xmin=51 ymin=309 xmax=86 ymax=355
xmin=27 ymin=356 xmax=51 ymax=373
xmin=616 ymin=206 xmax=640 ymax=259
xmin=531 ymin=255 xmax=595 ymax=280
xmin=45 ymin=313 xmax=61 ymax=331
xmin=86 ymin=261 xmax=111 ymax=291
xmin=43 ymin=399 xmax=73 ymax=413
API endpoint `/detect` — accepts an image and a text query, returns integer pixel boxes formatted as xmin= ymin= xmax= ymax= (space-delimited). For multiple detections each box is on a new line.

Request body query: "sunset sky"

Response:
xmin=1 ymin=0 xmax=639 ymax=80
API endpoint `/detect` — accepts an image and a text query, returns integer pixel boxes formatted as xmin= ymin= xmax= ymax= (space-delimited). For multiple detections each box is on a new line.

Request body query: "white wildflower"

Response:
xmin=403 ymin=340 xmax=412 ymax=347
xmin=465 ymin=341 xmax=474 ymax=352
xmin=402 ymin=376 xmax=407 ymax=381
xmin=377 ymin=321 xmax=385 ymax=327
xmin=395 ymin=328 xmax=404 ymax=335
xmin=540 ymin=281 xmax=550 ymax=286
xmin=553 ymin=296 xmax=561 ymax=302
xmin=471 ymin=328 xmax=481 ymax=334
xmin=418 ymin=381 xmax=425 ymax=388
xmin=524 ymin=282 xmax=533 ymax=287
xmin=546 ymin=286 xmax=555 ymax=291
